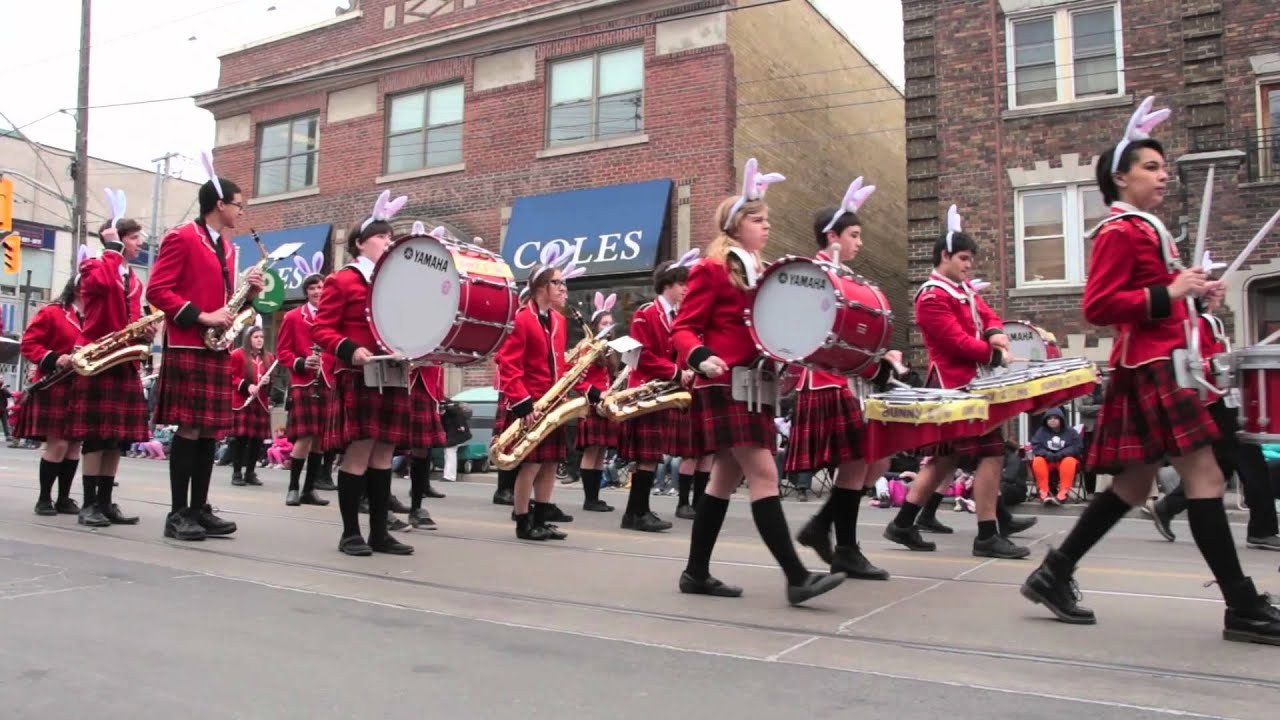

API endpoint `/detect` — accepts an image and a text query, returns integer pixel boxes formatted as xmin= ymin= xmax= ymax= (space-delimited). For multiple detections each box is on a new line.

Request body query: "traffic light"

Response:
xmin=0 ymin=175 xmax=14 ymax=234
xmin=2 ymin=233 xmax=19 ymax=275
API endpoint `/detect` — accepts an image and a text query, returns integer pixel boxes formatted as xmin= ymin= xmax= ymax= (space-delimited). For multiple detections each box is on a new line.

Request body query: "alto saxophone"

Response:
xmin=202 ymin=229 xmax=278 ymax=352
xmin=599 ymin=377 xmax=692 ymax=422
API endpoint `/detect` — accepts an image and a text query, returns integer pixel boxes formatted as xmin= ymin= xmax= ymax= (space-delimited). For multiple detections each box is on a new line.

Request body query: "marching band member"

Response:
xmin=406 ymin=362 xmax=447 ymax=530
xmin=312 ymin=192 xmax=430 ymax=557
xmin=147 ymin=153 xmax=261 ymax=541
xmin=574 ymin=292 xmax=622 ymax=515
xmin=671 ymin=159 xmax=845 ymax=605
xmin=881 ymin=204 xmax=1031 ymax=560
xmin=791 ymin=179 xmax=897 ymax=580
xmin=16 ymin=278 xmax=84 ymax=520
xmin=491 ymin=350 xmax=517 ymax=507
xmin=227 ymin=326 xmax=273 ymax=487
xmin=65 ymin=211 xmax=154 ymax=527
xmin=1021 ymin=98 xmax=1280 ymax=642
xmin=494 ymin=245 xmax=582 ymax=541
xmin=275 ymin=273 xmax=332 ymax=506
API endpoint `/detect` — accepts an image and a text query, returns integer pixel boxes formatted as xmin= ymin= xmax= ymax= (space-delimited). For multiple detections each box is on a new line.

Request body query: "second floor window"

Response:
xmin=1008 ymin=4 xmax=1122 ymax=109
xmin=548 ymin=46 xmax=644 ymax=146
xmin=386 ymin=83 xmax=464 ymax=173
xmin=257 ymin=115 xmax=318 ymax=196
xmin=1016 ymin=184 xmax=1108 ymax=287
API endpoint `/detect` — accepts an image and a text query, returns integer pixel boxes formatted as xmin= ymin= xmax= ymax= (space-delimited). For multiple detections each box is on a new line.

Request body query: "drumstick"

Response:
xmin=1260 ymin=327 xmax=1280 ymax=346
xmin=1221 ymin=207 xmax=1280 ymax=281
xmin=828 ymin=242 xmax=842 ymax=266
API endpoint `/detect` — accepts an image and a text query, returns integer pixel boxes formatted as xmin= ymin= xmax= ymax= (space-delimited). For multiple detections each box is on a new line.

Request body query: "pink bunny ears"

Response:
xmin=200 ymin=150 xmax=224 ymax=200
xmin=821 ymin=176 xmax=876 ymax=234
xmin=360 ymin=190 xmax=408 ymax=233
xmin=590 ymin=292 xmax=617 ymax=322
xmin=724 ymin=158 xmax=785 ymax=231
xmin=944 ymin=204 xmax=962 ymax=253
xmin=529 ymin=242 xmax=584 ymax=287
xmin=292 ymin=250 xmax=325 ymax=279
xmin=1110 ymin=96 xmax=1171 ymax=174
xmin=103 ymin=188 xmax=127 ymax=228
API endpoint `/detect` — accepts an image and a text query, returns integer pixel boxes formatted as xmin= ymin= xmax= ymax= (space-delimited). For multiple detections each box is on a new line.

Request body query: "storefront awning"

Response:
xmin=231 ymin=224 xmax=331 ymax=303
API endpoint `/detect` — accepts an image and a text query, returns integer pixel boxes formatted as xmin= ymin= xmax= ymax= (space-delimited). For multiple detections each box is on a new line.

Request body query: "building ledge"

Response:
xmin=248 ymin=186 xmax=320 ymax=206
xmin=1178 ymin=150 xmax=1246 ymax=165
xmin=1009 ymin=284 xmax=1084 ymax=298
xmin=1002 ymin=94 xmax=1133 ymax=122
xmin=1242 ymin=179 xmax=1280 ymax=190
xmin=219 ymin=10 xmax=363 ymax=58
xmin=536 ymin=134 xmax=649 ymax=159
xmin=375 ymin=163 xmax=466 ymax=185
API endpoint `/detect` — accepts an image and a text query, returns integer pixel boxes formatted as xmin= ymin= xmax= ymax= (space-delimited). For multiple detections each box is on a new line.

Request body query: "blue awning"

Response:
xmin=231 ymin=224 xmax=332 ymax=303
xmin=501 ymin=179 xmax=672 ymax=279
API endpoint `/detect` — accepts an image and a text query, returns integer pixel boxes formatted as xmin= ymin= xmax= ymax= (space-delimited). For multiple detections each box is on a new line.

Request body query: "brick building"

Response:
xmin=196 ymin=0 xmax=906 ymax=392
xmin=902 ymin=0 xmax=1279 ymax=365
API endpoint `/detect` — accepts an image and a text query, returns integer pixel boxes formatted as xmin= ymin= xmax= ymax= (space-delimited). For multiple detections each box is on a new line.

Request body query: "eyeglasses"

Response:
xmin=549 ymin=279 xmax=566 ymax=287
xmin=223 ymin=201 xmax=245 ymax=210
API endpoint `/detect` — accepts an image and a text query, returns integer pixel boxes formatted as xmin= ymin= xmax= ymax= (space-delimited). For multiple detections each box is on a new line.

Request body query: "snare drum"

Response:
xmin=861 ymin=388 xmax=989 ymax=459
xmin=368 ymin=231 xmax=518 ymax=365
xmin=746 ymin=256 xmax=892 ymax=376
xmin=1232 ymin=345 xmax=1280 ymax=443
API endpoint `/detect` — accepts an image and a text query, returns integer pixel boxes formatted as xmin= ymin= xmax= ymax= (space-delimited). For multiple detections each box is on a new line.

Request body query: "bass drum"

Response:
xmin=368 ymin=230 xmax=518 ymax=365
xmin=1001 ymin=320 xmax=1057 ymax=372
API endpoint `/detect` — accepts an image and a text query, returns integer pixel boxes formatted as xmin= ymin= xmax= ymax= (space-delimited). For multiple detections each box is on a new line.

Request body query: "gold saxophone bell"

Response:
xmin=71 ymin=310 xmax=165 ymax=376
xmin=599 ymin=380 xmax=692 ymax=422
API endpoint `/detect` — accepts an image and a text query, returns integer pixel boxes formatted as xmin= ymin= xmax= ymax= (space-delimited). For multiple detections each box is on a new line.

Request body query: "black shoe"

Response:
xmin=194 ymin=505 xmax=237 ymax=536
xmin=389 ymin=495 xmax=411 ymax=514
xmin=1223 ymin=578 xmax=1280 ymax=645
xmin=285 ymin=489 xmax=301 ymax=506
xmin=78 ymin=503 xmax=110 ymax=527
xmin=313 ymin=477 xmax=337 ymax=492
xmin=244 ymin=471 xmax=263 ymax=487
xmin=515 ymin=513 xmax=551 ymax=541
xmin=492 ymin=488 xmax=514 ymax=506
xmin=1001 ymin=515 xmax=1038 ymax=537
xmin=973 ymin=534 xmax=1030 ymax=559
xmin=583 ymin=499 xmax=614 ymax=512
xmin=679 ymin=571 xmax=743 ymax=597
xmin=916 ymin=516 xmax=953 ymax=534
xmin=787 ymin=572 xmax=846 ymax=606
xmin=53 ymin=497 xmax=80 ymax=514
xmin=621 ymin=511 xmax=672 ymax=532
xmin=300 ymin=491 xmax=329 ymax=506
xmin=1146 ymin=499 xmax=1175 ymax=541
xmin=832 ymin=544 xmax=890 ymax=580
xmin=425 ymin=487 xmax=446 ymax=499
xmin=103 ymin=503 xmax=139 ymax=525
xmin=883 ymin=522 xmax=936 ymax=551
xmin=339 ymin=534 xmax=372 ymax=556
xmin=797 ymin=516 xmax=834 ymax=565
xmin=1020 ymin=549 xmax=1096 ymax=624
xmin=164 ymin=510 xmax=206 ymax=541
xmin=231 ymin=469 xmax=245 ymax=486
xmin=542 ymin=503 xmax=573 ymax=523
xmin=34 ymin=499 xmax=56 ymax=516
xmin=387 ymin=514 xmax=410 ymax=532
xmin=369 ymin=533 xmax=414 ymax=555
xmin=409 ymin=508 xmax=437 ymax=530
xmin=541 ymin=523 xmax=568 ymax=540
xmin=675 ymin=504 xmax=697 ymax=520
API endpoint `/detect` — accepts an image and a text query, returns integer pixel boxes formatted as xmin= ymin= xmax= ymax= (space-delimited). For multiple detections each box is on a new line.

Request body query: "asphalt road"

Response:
xmin=1 ymin=445 xmax=1277 ymax=719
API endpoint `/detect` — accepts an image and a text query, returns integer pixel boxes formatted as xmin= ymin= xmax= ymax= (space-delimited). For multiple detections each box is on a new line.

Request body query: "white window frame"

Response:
xmin=546 ymin=45 xmax=645 ymax=147
xmin=1014 ymin=183 xmax=1105 ymax=287
xmin=1005 ymin=2 xmax=1125 ymax=110
xmin=255 ymin=114 xmax=320 ymax=197
xmin=1257 ymin=77 xmax=1280 ymax=180
xmin=384 ymin=82 xmax=465 ymax=174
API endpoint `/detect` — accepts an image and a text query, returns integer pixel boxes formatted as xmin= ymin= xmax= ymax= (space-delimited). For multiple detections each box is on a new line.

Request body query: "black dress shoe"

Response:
xmin=300 ymin=491 xmax=329 ymax=506
xmin=78 ymin=504 xmax=110 ymax=527
xmin=285 ymin=489 xmax=301 ymax=506
xmin=369 ymin=533 xmax=414 ymax=555
xmin=916 ymin=516 xmax=953 ymax=534
xmin=313 ymin=477 xmax=337 ymax=492
xmin=973 ymin=534 xmax=1030 ymax=559
xmin=542 ymin=503 xmax=573 ymax=523
xmin=34 ymin=499 xmax=57 ymax=516
xmin=493 ymin=488 xmax=515 ymax=505
xmin=1223 ymin=577 xmax=1280 ymax=645
xmin=339 ymin=534 xmax=372 ymax=556
xmin=675 ymin=504 xmax=696 ymax=520
xmin=1002 ymin=515 xmax=1038 ymax=537
xmin=583 ymin=499 xmax=613 ymax=512
xmin=53 ymin=497 xmax=80 ymax=514
xmin=244 ymin=471 xmax=263 ymax=487
xmin=425 ymin=487 xmax=445 ymax=499
xmin=1020 ymin=549 xmax=1095 ymax=624
xmin=621 ymin=511 xmax=672 ymax=532
xmin=103 ymin=503 xmax=139 ymax=525
xmin=231 ymin=470 xmax=245 ymax=486
xmin=194 ymin=505 xmax=237 ymax=536
xmin=832 ymin=545 xmax=890 ymax=580
xmin=787 ymin=572 xmax=847 ymax=606
xmin=409 ymin=508 xmax=437 ymax=530
xmin=164 ymin=510 xmax=206 ymax=541
xmin=797 ymin=516 xmax=835 ymax=565
xmin=883 ymin=522 xmax=936 ymax=551
xmin=387 ymin=514 xmax=411 ymax=532
xmin=389 ymin=495 xmax=411 ymax=514
xmin=515 ymin=513 xmax=551 ymax=541
xmin=679 ymin=571 xmax=743 ymax=597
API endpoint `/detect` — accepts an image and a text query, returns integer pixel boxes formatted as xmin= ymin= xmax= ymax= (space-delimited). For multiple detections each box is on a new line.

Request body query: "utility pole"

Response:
xmin=71 ymin=0 xmax=92 ymax=275
xmin=16 ymin=269 xmax=31 ymax=390
xmin=147 ymin=152 xmax=178 ymax=275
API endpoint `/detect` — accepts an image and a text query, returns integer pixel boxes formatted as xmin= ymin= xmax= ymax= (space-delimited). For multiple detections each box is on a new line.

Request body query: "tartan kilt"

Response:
xmin=691 ymin=385 xmax=775 ymax=454
xmin=65 ymin=364 xmax=149 ymax=442
xmin=12 ymin=376 xmax=76 ymax=441
xmin=575 ymin=412 xmax=619 ymax=450
xmin=668 ymin=406 xmax=703 ymax=460
xmin=496 ymin=406 xmax=568 ymax=464
xmin=920 ymin=428 xmax=1006 ymax=463
xmin=785 ymin=386 xmax=863 ymax=472
xmin=285 ymin=384 xmax=329 ymax=441
xmin=230 ymin=401 xmax=272 ymax=439
xmin=619 ymin=408 xmax=673 ymax=464
xmin=322 ymin=370 xmax=439 ymax=451
xmin=155 ymin=347 xmax=233 ymax=431
xmin=409 ymin=391 xmax=446 ymax=449
xmin=493 ymin=393 xmax=508 ymax=436
xmin=1086 ymin=360 xmax=1218 ymax=473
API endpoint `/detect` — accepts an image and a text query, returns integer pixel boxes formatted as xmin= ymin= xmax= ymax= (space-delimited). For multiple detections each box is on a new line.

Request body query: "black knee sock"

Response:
xmin=977 ymin=520 xmax=998 ymax=540
xmin=367 ymin=467 xmax=392 ymax=538
xmin=303 ymin=452 xmax=323 ymax=494
xmin=240 ymin=437 xmax=258 ymax=473
xmin=892 ymin=501 xmax=922 ymax=529
xmin=626 ymin=469 xmax=655 ymax=516
xmin=168 ymin=436 xmax=196 ymax=513
xmin=685 ymin=494 xmax=730 ymax=580
xmin=37 ymin=459 xmax=58 ymax=502
xmin=1159 ymin=485 xmax=1189 ymax=517
xmin=57 ymin=459 xmax=79 ymax=502
xmin=409 ymin=457 xmax=430 ymax=511
xmin=829 ymin=487 xmax=861 ymax=546
xmin=322 ymin=450 xmax=336 ymax=479
xmin=920 ymin=491 xmax=945 ymax=521
xmin=288 ymin=456 xmax=305 ymax=491
xmin=190 ymin=438 xmax=217 ymax=509
xmin=498 ymin=468 xmax=517 ymax=493
xmin=337 ymin=470 xmax=365 ymax=538
xmin=677 ymin=473 xmax=694 ymax=507
xmin=1058 ymin=489 xmax=1131 ymax=564
xmin=692 ymin=470 xmax=710 ymax=506
xmin=97 ymin=477 xmax=114 ymax=508
xmin=751 ymin=496 xmax=810 ymax=586
xmin=1186 ymin=498 xmax=1246 ymax=591
xmin=996 ymin=495 xmax=1012 ymax=529
xmin=581 ymin=469 xmax=602 ymax=503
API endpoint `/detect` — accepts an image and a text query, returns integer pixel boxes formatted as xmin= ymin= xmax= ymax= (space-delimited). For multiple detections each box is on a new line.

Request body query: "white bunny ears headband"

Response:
xmin=944 ymin=204 xmax=962 ymax=253
xmin=361 ymin=190 xmax=408 ymax=233
xmin=590 ymin=292 xmax=617 ymax=323
xmin=200 ymin=150 xmax=224 ymax=200
xmin=1110 ymin=96 xmax=1170 ymax=174
xmin=103 ymin=188 xmax=127 ymax=230
xmin=724 ymin=158 xmax=785 ymax=231
xmin=821 ymin=176 xmax=876 ymax=234
xmin=528 ymin=242 xmax=585 ymax=288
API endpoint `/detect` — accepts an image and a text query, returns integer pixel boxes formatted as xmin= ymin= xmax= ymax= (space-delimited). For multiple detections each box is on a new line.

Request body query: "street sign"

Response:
xmin=251 ymin=267 xmax=285 ymax=313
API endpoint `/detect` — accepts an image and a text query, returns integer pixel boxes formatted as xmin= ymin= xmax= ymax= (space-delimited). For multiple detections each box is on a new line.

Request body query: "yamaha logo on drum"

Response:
xmin=404 ymin=245 xmax=450 ymax=272
xmin=777 ymin=272 xmax=828 ymax=290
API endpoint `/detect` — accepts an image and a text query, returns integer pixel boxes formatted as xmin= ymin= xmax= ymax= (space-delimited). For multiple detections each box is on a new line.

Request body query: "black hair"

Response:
xmin=56 ymin=277 xmax=79 ymax=307
xmin=347 ymin=219 xmax=394 ymax=257
xmin=812 ymin=207 xmax=861 ymax=250
xmin=198 ymin=178 xmax=242 ymax=216
xmin=1096 ymin=138 xmax=1165 ymax=204
xmin=652 ymin=260 xmax=690 ymax=294
xmin=932 ymin=230 xmax=980 ymax=266
xmin=302 ymin=273 xmax=324 ymax=291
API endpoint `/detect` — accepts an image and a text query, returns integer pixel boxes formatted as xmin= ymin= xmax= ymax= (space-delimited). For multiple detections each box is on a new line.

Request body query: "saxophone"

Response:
xmin=599 ymin=378 xmax=692 ymax=422
xmin=202 ymin=230 xmax=274 ymax=352
xmin=28 ymin=311 xmax=164 ymax=394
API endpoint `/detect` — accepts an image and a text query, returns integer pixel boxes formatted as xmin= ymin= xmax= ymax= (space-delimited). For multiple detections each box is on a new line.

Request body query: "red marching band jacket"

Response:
xmin=671 ymin=257 xmax=760 ymax=387
xmin=230 ymin=348 xmax=275 ymax=410
xmin=78 ymin=249 xmax=143 ymax=344
xmin=626 ymin=298 xmax=682 ymax=389
xmin=146 ymin=220 xmax=240 ymax=350
xmin=914 ymin=270 xmax=1004 ymax=389
xmin=276 ymin=303 xmax=334 ymax=388
xmin=494 ymin=303 xmax=568 ymax=409
xmin=1082 ymin=204 xmax=1190 ymax=369
xmin=20 ymin=304 xmax=82 ymax=385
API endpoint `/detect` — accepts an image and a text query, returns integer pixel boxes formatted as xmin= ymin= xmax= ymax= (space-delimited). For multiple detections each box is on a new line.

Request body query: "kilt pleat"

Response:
xmin=785 ymin=386 xmax=863 ymax=472
xmin=66 ymin=364 xmax=149 ymax=442
xmin=1086 ymin=360 xmax=1218 ymax=473
xmin=575 ymin=413 xmax=619 ymax=450
xmin=231 ymin=402 xmax=272 ymax=439
xmin=322 ymin=370 xmax=442 ymax=451
xmin=410 ymin=393 xmax=446 ymax=449
xmin=691 ymin=385 xmax=775 ymax=454
xmin=285 ymin=385 xmax=329 ymax=441
xmin=154 ymin=348 xmax=233 ymax=431
xmin=494 ymin=406 xmax=567 ymax=464
xmin=668 ymin=406 xmax=702 ymax=460
xmin=920 ymin=428 xmax=1006 ymax=463
xmin=12 ymin=376 xmax=76 ymax=441
xmin=619 ymin=408 xmax=672 ymax=464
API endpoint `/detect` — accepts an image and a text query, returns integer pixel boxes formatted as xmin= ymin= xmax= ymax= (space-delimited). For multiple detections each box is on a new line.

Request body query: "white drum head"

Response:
xmin=752 ymin=260 xmax=836 ymax=361
xmin=1002 ymin=321 xmax=1048 ymax=372
xmin=369 ymin=235 xmax=461 ymax=359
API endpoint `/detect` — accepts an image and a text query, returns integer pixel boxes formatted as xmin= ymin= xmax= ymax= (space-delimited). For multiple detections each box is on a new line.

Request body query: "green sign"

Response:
xmin=251 ymin=268 xmax=286 ymax=313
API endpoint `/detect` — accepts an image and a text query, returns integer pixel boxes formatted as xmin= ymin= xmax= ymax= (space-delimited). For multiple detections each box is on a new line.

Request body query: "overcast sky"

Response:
xmin=1 ymin=0 xmax=904 ymax=183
